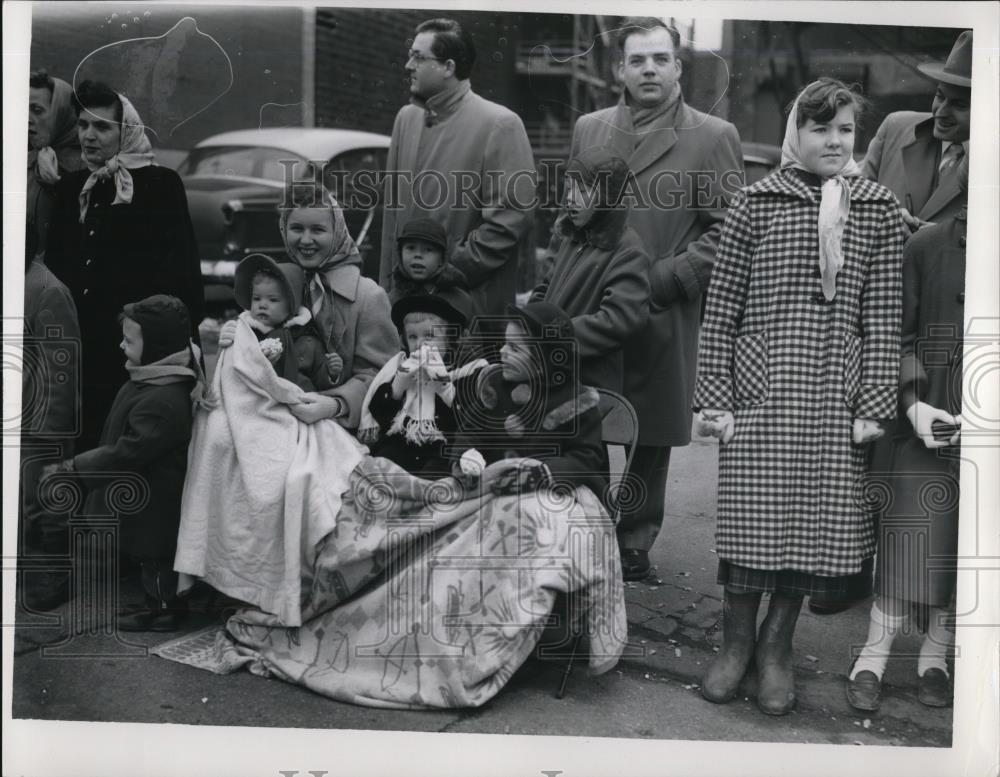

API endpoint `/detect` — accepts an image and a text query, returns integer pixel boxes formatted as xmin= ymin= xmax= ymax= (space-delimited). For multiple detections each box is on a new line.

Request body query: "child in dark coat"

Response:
xmin=531 ymin=147 xmax=650 ymax=393
xmin=451 ymin=301 xmax=607 ymax=501
xmin=359 ymin=287 xmax=487 ymax=477
xmin=41 ymin=295 xmax=209 ymax=631
xmin=389 ymin=218 xmax=468 ymax=304
xmin=234 ymin=253 xmax=341 ymax=391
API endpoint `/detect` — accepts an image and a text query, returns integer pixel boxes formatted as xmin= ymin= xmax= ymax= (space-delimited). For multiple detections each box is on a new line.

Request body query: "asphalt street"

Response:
xmin=10 ymin=417 xmax=953 ymax=747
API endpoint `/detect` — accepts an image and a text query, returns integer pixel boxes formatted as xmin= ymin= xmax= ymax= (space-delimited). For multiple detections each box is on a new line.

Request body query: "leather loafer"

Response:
xmin=917 ymin=668 xmax=952 ymax=708
xmin=620 ymin=549 xmax=651 ymax=581
xmin=845 ymin=670 xmax=883 ymax=712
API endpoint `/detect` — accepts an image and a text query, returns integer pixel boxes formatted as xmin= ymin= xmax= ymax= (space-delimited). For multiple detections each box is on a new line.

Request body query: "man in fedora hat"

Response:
xmin=861 ymin=30 xmax=972 ymax=233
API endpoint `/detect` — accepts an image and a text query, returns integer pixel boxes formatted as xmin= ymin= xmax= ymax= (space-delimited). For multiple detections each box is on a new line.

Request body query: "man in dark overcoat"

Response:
xmin=568 ymin=17 xmax=744 ymax=578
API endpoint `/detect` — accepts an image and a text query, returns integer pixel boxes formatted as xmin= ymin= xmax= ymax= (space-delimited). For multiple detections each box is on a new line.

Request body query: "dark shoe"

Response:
xmin=755 ymin=594 xmax=803 ymax=716
xmin=808 ymin=597 xmax=854 ymax=616
xmin=620 ymin=549 xmax=651 ymax=581
xmin=845 ymin=669 xmax=883 ymax=712
xmin=702 ymin=590 xmax=763 ymax=703
xmin=917 ymin=668 xmax=952 ymax=708
xmin=117 ymin=608 xmax=184 ymax=633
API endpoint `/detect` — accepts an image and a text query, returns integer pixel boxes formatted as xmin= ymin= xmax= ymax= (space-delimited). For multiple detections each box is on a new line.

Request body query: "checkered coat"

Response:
xmin=694 ymin=169 xmax=905 ymax=576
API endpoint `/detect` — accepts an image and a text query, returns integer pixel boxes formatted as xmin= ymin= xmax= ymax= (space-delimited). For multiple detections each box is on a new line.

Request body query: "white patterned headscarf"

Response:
xmin=780 ymin=84 xmax=862 ymax=301
xmin=77 ymin=93 xmax=154 ymax=223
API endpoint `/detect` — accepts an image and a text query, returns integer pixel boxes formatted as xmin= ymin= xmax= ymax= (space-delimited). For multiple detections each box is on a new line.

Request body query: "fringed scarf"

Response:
xmin=78 ymin=93 xmax=155 ymax=223
xmin=780 ymin=88 xmax=862 ymax=301
xmin=358 ymin=348 xmax=488 ymax=446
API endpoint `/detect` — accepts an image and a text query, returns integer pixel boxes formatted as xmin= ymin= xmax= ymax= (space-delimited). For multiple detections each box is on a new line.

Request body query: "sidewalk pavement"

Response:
xmin=9 ymin=426 xmax=953 ymax=746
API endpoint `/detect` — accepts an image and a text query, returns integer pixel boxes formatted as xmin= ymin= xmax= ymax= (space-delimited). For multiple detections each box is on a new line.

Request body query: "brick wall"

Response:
xmin=313 ymin=8 xmax=532 ymax=135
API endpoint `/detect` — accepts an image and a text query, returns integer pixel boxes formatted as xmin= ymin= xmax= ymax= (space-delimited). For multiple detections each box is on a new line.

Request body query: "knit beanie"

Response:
xmin=121 ymin=294 xmax=191 ymax=365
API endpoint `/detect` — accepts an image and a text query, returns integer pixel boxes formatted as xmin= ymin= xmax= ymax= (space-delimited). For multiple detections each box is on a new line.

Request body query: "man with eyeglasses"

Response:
xmin=568 ymin=17 xmax=744 ymax=581
xmin=379 ymin=17 xmax=536 ymax=322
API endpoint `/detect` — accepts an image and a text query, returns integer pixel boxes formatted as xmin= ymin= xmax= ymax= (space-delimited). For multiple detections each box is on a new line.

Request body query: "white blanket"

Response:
xmin=174 ymin=313 xmax=365 ymax=626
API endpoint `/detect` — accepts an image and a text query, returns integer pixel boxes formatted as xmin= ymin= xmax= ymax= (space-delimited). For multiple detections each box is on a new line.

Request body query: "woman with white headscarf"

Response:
xmin=45 ymin=80 xmax=204 ymax=451
xmin=692 ymin=78 xmax=905 ymax=715
xmin=26 ymin=70 xmax=85 ymax=259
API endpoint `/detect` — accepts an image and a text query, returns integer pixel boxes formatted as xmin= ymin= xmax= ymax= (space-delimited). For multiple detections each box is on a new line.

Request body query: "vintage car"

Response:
xmin=178 ymin=128 xmax=391 ymax=313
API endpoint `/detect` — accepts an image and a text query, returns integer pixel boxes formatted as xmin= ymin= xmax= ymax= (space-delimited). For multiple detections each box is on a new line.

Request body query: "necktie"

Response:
xmin=939 ymin=143 xmax=965 ymax=175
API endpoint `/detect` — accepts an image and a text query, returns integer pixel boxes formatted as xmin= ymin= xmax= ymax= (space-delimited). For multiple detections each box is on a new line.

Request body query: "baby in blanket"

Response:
xmin=234 ymin=253 xmax=342 ymax=392
xmin=359 ymin=287 xmax=487 ymax=478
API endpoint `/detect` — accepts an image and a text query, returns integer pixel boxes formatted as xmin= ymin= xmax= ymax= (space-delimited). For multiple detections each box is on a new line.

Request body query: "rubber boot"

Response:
xmin=754 ymin=593 xmax=803 ymax=715
xmin=701 ymin=589 xmax=762 ymax=703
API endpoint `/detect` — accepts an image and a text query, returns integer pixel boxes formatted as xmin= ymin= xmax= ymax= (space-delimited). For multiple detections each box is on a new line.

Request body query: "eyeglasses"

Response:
xmin=407 ymin=49 xmax=445 ymax=65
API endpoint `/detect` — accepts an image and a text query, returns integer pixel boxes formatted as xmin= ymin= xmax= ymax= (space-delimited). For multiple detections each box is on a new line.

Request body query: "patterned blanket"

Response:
xmin=161 ymin=455 xmax=626 ymax=709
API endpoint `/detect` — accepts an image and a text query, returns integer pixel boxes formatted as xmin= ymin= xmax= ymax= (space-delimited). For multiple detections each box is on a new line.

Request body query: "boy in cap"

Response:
xmin=359 ymin=286 xmax=487 ymax=477
xmin=234 ymin=253 xmax=342 ymax=391
xmin=41 ymin=295 xmax=208 ymax=631
xmin=390 ymin=217 xmax=468 ymax=304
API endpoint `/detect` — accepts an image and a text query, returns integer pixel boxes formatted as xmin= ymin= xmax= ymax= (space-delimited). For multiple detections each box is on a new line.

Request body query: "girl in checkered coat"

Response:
xmin=694 ymin=79 xmax=905 ymax=715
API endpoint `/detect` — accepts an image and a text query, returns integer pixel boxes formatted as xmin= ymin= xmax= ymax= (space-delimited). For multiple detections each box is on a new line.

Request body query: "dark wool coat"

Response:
xmin=453 ymin=364 xmax=607 ymax=500
xmin=44 ymin=166 xmax=204 ymax=449
xmin=73 ymin=379 xmax=194 ymax=559
xmin=367 ymin=372 xmax=479 ymax=478
xmin=872 ymin=210 xmax=966 ymax=606
xmin=570 ymin=97 xmax=744 ymax=445
xmin=389 ymin=263 xmax=467 ymax=306
xmin=532 ymin=211 xmax=650 ymax=394
xmin=694 ymin=169 xmax=905 ymax=576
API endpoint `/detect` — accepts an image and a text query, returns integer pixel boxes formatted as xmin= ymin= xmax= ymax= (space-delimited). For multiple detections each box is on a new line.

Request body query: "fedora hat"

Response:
xmin=918 ymin=30 xmax=972 ymax=88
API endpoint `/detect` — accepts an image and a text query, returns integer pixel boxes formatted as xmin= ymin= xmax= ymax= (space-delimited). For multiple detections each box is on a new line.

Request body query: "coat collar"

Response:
xmin=411 ymin=80 xmax=472 ymax=127
xmin=746 ymin=168 xmax=896 ymax=204
xmin=541 ymin=385 xmax=600 ymax=431
xmin=320 ymin=263 xmax=360 ymax=302
xmin=603 ymin=95 xmax=700 ymax=177
xmin=556 ymin=206 xmax=630 ymax=251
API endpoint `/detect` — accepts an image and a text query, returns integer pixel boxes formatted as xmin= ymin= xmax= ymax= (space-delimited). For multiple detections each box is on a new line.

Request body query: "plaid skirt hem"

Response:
xmin=717 ymin=557 xmax=875 ymax=598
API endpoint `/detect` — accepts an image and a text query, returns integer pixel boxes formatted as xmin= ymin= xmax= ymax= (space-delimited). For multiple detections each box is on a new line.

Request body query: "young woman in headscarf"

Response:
xmin=45 ymin=80 xmax=204 ymax=451
xmin=218 ymin=184 xmax=398 ymax=430
xmin=26 ymin=70 xmax=85 ymax=259
xmin=693 ymin=78 xmax=905 ymax=715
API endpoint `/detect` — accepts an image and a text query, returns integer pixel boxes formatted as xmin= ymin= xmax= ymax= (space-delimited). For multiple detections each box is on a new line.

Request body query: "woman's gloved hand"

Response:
xmin=698 ymin=409 xmax=735 ymax=445
xmin=851 ymin=417 xmax=885 ymax=445
xmin=906 ymin=401 xmax=960 ymax=448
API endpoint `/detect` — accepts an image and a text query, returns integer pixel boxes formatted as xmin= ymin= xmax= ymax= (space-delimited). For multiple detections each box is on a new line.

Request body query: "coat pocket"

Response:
xmin=843 ymin=333 xmax=862 ymax=407
xmin=732 ymin=332 xmax=769 ymax=406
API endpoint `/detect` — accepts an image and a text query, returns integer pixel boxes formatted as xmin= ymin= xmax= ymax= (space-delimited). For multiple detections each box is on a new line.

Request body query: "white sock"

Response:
xmin=850 ymin=603 xmax=906 ymax=680
xmin=918 ymin=607 xmax=953 ymax=678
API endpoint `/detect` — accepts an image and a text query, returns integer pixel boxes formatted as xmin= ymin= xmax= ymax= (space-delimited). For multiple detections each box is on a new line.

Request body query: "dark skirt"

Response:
xmin=717 ymin=557 xmax=875 ymax=598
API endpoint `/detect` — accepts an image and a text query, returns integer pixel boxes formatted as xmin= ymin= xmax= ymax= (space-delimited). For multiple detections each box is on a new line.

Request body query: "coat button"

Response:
xmin=83 ymin=289 xmax=89 ymax=295
xmin=88 ymin=230 xmax=95 ymax=236
xmin=957 ymin=292 xmax=965 ymax=304
xmin=810 ymin=293 xmax=825 ymax=304
xmin=812 ymin=268 xmax=821 ymax=279
xmin=85 ymin=259 xmax=92 ymax=266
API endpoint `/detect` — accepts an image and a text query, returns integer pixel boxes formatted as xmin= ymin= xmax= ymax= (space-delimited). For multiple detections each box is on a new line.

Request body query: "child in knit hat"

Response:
xmin=359 ymin=286 xmax=487 ymax=477
xmin=234 ymin=253 xmax=342 ymax=391
xmin=390 ymin=217 xmax=467 ymax=304
xmin=41 ymin=294 xmax=209 ymax=631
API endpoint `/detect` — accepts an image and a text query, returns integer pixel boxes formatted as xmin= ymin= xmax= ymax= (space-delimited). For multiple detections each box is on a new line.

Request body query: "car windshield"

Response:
xmin=178 ymin=145 xmax=308 ymax=182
